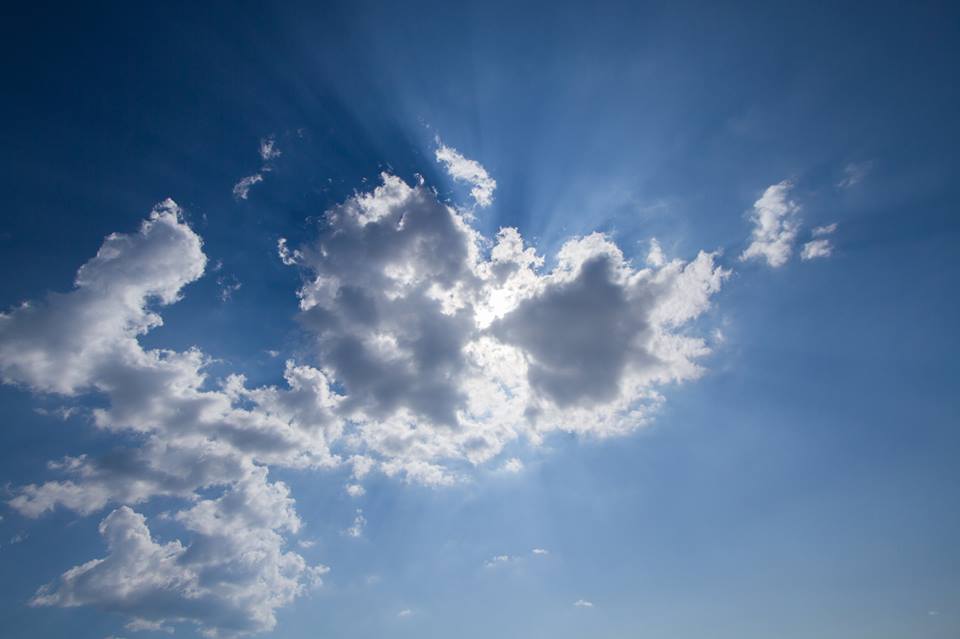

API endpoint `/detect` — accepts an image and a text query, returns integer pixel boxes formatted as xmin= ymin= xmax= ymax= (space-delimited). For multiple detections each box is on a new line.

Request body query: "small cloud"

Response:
xmin=573 ymin=599 xmax=594 ymax=608
xmin=801 ymin=238 xmax=833 ymax=260
xmin=484 ymin=554 xmax=514 ymax=568
xmin=397 ymin=609 xmax=413 ymax=618
xmin=531 ymin=548 xmax=549 ymax=555
xmin=9 ymin=532 xmax=28 ymax=544
xmin=345 ymin=484 xmax=366 ymax=498
xmin=259 ymin=136 xmax=281 ymax=162
xmin=435 ymin=139 xmax=497 ymax=207
xmin=125 ymin=618 xmax=173 ymax=633
xmin=837 ymin=161 xmax=872 ymax=188
xmin=344 ymin=509 xmax=366 ymax=538
xmin=740 ymin=180 xmax=801 ymax=268
xmin=265 ymin=349 xmax=280 ymax=358
xmin=812 ymin=223 xmax=838 ymax=237
xmin=297 ymin=539 xmax=316 ymax=549
xmin=216 ymin=274 xmax=242 ymax=301
xmin=500 ymin=457 xmax=524 ymax=474
xmin=34 ymin=406 xmax=79 ymax=420
xmin=232 ymin=174 xmax=263 ymax=200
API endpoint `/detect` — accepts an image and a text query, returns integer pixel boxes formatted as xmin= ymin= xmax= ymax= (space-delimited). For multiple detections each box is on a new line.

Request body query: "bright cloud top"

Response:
xmin=1 ymin=164 xmax=731 ymax=635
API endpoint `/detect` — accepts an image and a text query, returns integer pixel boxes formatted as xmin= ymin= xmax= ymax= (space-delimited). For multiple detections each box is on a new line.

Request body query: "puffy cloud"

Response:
xmin=801 ymin=222 xmax=837 ymax=260
xmin=573 ymin=599 xmax=594 ymax=608
xmin=32 ymin=469 xmax=327 ymax=637
xmin=232 ymin=174 xmax=263 ymax=200
xmin=0 ymin=199 xmax=205 ymax=395
xmin=435 ymin=141 xmax=497 ymax=207
xmin=531 ymin=548 xmax=549 ymax=555
xmin=1 ymin=202 xmax=333 ymax=634
xmin=285 ymin=173 xmax=727 ymax=482
xmin=739 ymin=181 xmax=800 ymax=267
xmin=3 ymin=164 xmax=730 ymax=634
xmin=801 ymin=239 xmax=833 ymax=260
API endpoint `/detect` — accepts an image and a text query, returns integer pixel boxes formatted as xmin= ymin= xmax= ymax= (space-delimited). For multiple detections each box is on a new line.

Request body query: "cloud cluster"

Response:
xmin=282 ymin=173 xmax=728 ymax=484
xmin=740 ymin=181 xmax=838 ymax=267
xmin=1 ymin=201 xmax=330 ymax=635
xmin=2 ymin=151 xmax=729 ymax=635
xmin=232 ymin=136 xmax=281 ymax=201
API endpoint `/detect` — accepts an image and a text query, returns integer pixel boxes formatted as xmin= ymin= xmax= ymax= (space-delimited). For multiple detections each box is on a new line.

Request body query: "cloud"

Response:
xmin=32 ymin=477 xmax=327 ymax=637
xmin=2 ymin=166 xmax=730 ymax=634
xmin=573 ymin=599 xmax=594 ymax=608
xmin=500 ymin=458 xmax=524 ymax=473
xmin=344 ymin=509 xmax=366 ymax=538
xmin=287 ymin=173 xmax=727 ymax=483
xmin=800 ymin=239 xmax=833 ymax=260
xmin=259 ymin=136 xmax=281 ymax=162
xmin=1 ymin=201 xmax=334 ymax=635
xmin=837 ymin=161 xmax=872 ymax=188
xmin=739 ymin=181 xmax=800 ymax=267
xmin=812 ymin=223 xmax=837 ymax=237
xmin=531 ymin=548 xmax=549 ymax=555
xmin=801 ymin=222 xmax=837 ymax=260
xmin=397 ymin=608 xmax=413 ymax=618
xmin=484 ymin=554 xmax=514 ymax=568
xmin=345 ymin=483 xmax=366 ymax=497
xmin=435 ymin=141 xmax=497 ymax=207
xmin=232 ymin=136 xmax=281 ymax=201
xmin=233 ymin=174 xmax=263 ymax=200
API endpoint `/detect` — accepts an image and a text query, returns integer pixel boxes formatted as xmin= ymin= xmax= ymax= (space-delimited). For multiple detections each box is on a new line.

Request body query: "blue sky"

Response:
xmin=0 ymin=2 xmax=958 ymax=638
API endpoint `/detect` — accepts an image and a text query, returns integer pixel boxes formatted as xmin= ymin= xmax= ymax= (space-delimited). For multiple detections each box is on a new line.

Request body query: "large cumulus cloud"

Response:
xmin=2 ymin=155 xmax=728 ymax=635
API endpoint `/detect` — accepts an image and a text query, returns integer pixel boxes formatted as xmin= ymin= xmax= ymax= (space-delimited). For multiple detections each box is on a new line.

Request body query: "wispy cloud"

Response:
xmin=435 ymin=140 xmax=497 ymax=207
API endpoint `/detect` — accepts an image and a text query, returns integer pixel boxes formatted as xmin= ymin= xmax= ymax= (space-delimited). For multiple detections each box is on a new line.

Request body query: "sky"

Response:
xmin=0 ymin=2 xmax=958 ymax=638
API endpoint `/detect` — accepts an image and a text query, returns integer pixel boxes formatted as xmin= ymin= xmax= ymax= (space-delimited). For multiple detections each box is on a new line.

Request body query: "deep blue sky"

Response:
xmin=1 ymin=2 xmax=958 ymax=638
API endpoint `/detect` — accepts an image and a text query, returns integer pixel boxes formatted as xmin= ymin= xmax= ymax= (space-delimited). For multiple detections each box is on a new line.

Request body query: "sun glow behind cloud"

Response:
xmin=0 ymin=140 xmax=836 ymax=636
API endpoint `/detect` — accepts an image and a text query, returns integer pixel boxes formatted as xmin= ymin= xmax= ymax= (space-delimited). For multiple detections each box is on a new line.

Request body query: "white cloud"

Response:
xmin=344 ymin=509 xmax=366 ymax=538
xmin=259 ymin=136 xmax=281 ymax=162
xmin=287 ymin=173 xmax=728 ymax=483
xmin=739 ymin=181 xmax=800 ymax=267
xmin=812 ymin=223 xmax=837 ymax=237
xmin=1 ymin=201 xmax=334 ymax=635
xmin=484 ymin=554 xmax=514 ymax=568
xmin=531 ymin=548 xmax=549 ymax=555
xmin=2 ymin=167 xmax=731 ymax=635
xmin=500 ymin=457 xmax=524 ymax=473
xmin=573 ymin=599 xmax=594 ymax=608
xmin=801 ymin=238 xmax=833 ymax=260
xmin=435 ymin=141 xmax=497 ymax=207
xmin=646 ymin=238 xmax=666 ymax=267
xmin=32 ymin=486 xmax=327 ymax=637
xmin=233 ymin=174 xmax=263 ymax=200
xmin=345 ymin=483 xmax=366 ymax=498
xmin=397 ymin=608 xmax=413 ymax=618
xmin=125 ymin=618 xmax=173 ymax=633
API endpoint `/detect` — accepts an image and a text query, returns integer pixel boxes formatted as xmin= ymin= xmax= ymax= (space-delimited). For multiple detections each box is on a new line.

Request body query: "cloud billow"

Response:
xmin=0 ymin=150 xmax=728 ymax=635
